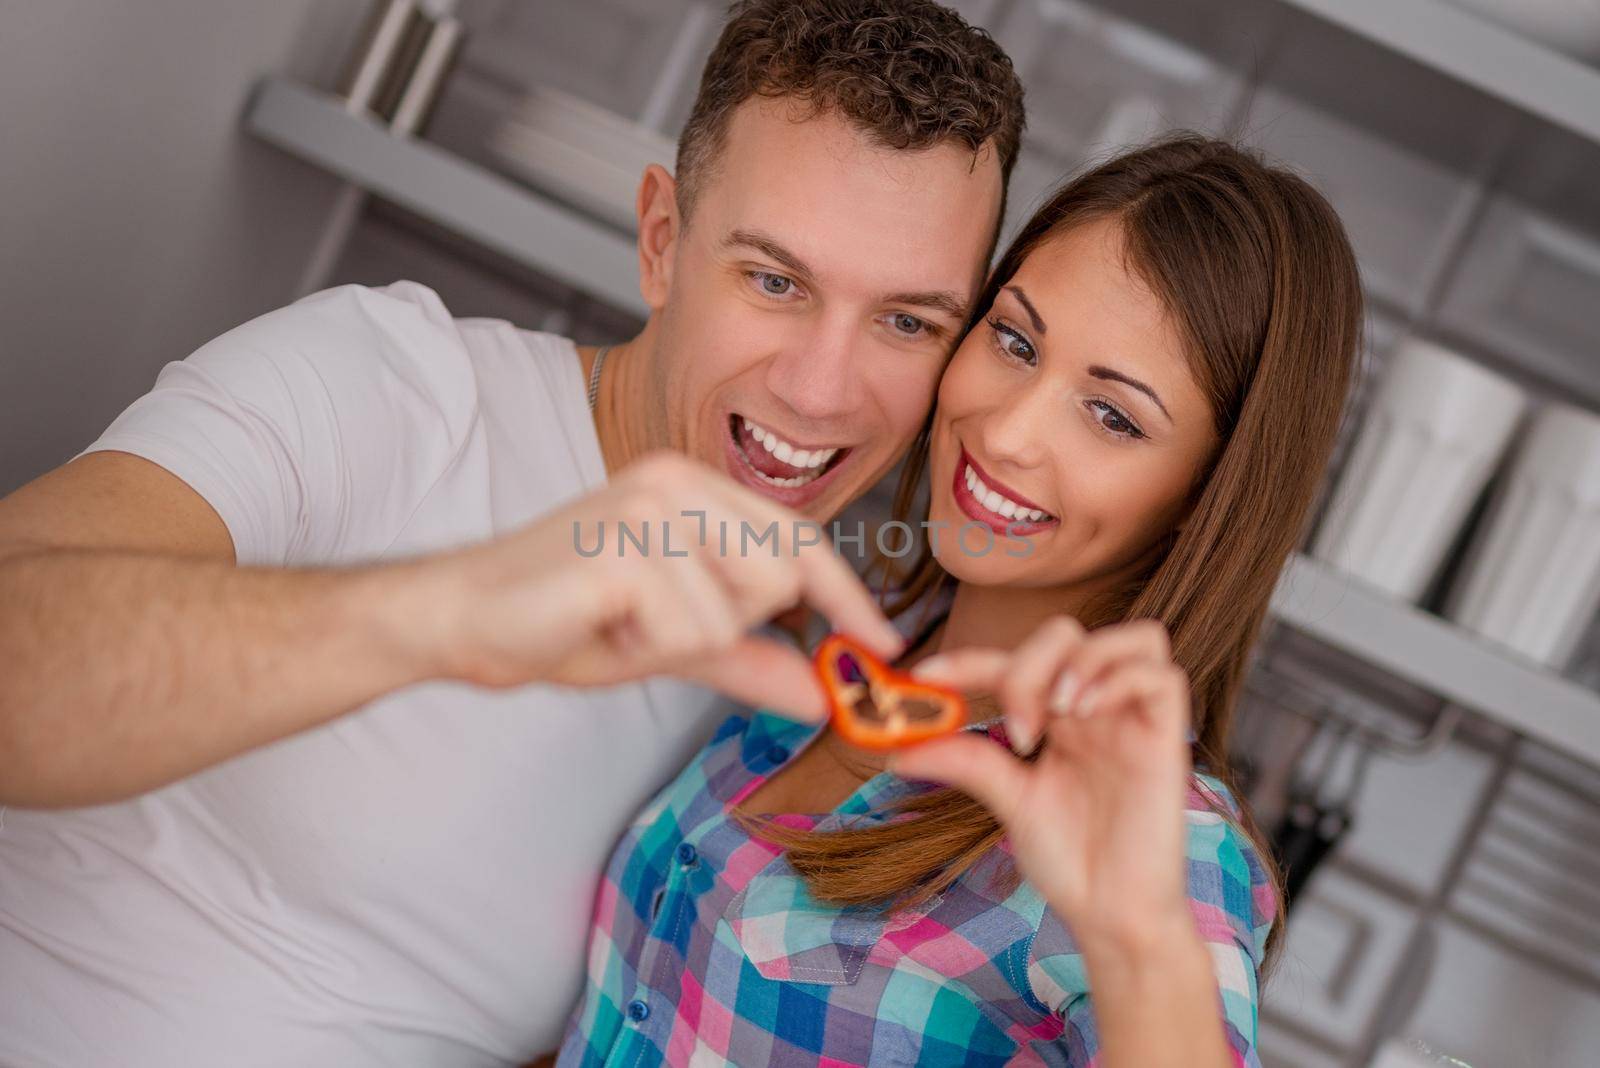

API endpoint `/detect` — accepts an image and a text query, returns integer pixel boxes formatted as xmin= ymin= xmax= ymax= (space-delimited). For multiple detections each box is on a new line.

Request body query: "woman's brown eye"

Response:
xmin=987 ymin=317 xmax=1035 ymax=364
xmin=1090 ymin=400 xmax=1142 ymax=439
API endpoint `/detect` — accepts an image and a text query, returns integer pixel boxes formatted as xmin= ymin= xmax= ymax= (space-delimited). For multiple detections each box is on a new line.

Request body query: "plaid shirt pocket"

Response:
xmin=724 ymin=855 xmax=889 ymax=986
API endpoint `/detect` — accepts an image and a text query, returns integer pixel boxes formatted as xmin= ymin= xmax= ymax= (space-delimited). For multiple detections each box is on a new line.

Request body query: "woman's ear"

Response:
xmin=635 ymin=164 xmax=680 ymax=311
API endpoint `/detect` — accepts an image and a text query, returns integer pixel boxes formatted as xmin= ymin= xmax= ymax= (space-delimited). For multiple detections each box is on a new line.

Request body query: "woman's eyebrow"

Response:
xmin=1004 ymin=285 xmax=1046 ymax=334
xmin=1089 ymin=365 xmax=1172 ymax=423
xmin=1003 ymin=284 xmax=1172 ymax=423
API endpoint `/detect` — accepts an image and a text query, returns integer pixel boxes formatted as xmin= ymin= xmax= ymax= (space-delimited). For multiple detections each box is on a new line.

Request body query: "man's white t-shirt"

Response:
xmin=0 ymin=281 xmax=730 ymax=1066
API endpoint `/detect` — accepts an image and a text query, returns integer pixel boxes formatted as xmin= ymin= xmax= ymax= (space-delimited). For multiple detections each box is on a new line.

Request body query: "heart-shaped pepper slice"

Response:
xmin=813 ymin=633 xmax=967 ymax=750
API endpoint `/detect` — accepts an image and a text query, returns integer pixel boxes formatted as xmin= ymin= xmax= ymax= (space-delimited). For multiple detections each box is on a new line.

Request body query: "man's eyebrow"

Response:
xmin=724 ymin=229 xmax=813 ymax=281
xmin=884 ymin=290 xmax=969 ymax=320
xmin=727 ymin=228 xmax=967 ymax=322
xmin=1089 ymin=365 xmax=1172 ymax=423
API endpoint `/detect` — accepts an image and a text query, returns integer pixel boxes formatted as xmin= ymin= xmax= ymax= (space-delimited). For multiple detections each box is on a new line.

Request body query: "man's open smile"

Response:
xmin=723 ymin=412 xmax=853 ymax=507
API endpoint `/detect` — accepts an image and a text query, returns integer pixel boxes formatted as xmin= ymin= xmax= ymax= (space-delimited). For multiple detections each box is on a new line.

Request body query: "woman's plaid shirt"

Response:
xmin=557 ymin=709 xmax=1276 ymax=1066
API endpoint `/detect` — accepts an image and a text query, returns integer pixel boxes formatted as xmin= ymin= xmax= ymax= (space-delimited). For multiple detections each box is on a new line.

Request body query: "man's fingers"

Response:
xmin=796 ymin=558 xmax=903 ymax=660
xmin=689 ymin=468 xmax=902 ymax=659
xmin=889 ymin=734 xmax=1026 ymax=824
xmin=675 ymin=635 xmax=828 ymax=724
xmin=659 ymin=554 xmax=743 ymax=653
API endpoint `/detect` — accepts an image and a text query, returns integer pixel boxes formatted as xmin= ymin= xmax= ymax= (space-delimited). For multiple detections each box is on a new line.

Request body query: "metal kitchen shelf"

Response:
xmin=1272 ymin=553 xmax=1600 ymax=769
xmin=243 ymin=77 xmax=647 ymax=317
xmin=243 ymin=75 xmax=1600 ymax=769
xmin=1276 ymin=0 xmax=1600 ymax=147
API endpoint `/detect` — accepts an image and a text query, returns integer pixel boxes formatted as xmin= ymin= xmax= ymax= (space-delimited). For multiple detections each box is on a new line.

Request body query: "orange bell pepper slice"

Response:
xmin=813 ymin=633 xmax=967 ymax=750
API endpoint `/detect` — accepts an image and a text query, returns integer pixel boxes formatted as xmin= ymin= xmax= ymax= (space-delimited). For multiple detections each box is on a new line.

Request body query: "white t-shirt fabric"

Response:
xmin=0 ymin=281 xmax=732 ymax=1067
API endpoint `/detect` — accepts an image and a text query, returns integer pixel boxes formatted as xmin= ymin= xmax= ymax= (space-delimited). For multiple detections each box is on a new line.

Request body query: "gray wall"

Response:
xmin=0 ymin=0 xmax=368 ymax=495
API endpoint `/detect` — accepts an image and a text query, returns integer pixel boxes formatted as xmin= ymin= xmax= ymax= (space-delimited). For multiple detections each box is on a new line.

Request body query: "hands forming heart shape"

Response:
xmin=814 ymin=633 xmax=967 ymax=750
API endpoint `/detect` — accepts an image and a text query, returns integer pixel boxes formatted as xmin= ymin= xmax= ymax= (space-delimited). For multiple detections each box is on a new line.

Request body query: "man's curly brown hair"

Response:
xmin=676 ymin=0 xmax=1026 ymax=227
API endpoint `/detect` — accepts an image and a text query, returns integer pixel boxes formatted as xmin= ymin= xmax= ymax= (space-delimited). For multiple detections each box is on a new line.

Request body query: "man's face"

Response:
xmin=644 ymin=97 xmax=1004 ymax=521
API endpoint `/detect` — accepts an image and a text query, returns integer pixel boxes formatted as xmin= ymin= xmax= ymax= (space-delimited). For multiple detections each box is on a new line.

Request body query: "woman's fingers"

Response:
xmin=912 ymin=617 xmax=1092 ymax=754
xmin=888 ymin=733 xmax=1027 ymax=824
xmin=997 ymin=616 xmax=1087 ymax=754
xmin=1055 ymin=619 xmax=1171 ymax=708
xmin=908 ymin=646 xmax=1012 ymax=691
xmin=1064 ymin=659 xmax=1190 ymax=738
xmin=909 ymin=617 xmax=1185 ymax=755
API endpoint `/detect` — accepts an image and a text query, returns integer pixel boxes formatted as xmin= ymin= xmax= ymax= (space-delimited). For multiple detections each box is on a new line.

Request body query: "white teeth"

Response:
xmin=751 ymin=470 xmax=816 ymax=488
xmin=964 ymin=463 xmax=1052 ymax=524
xmin=738 ymin=417 xmax=842 ymax=472
xmin=736 ymin=416 xmax=847 ymax=486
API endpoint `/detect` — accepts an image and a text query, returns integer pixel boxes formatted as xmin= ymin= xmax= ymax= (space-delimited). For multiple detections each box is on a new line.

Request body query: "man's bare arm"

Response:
xmin=0 ymin=451 xmax=441 ymax=808
xmin=0 ymin=449 xmax=896 ymax=810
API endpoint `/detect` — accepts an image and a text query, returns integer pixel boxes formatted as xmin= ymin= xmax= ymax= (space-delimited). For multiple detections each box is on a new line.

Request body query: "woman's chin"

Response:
xmin=932 ymin=535 xmax=1037 ymax=586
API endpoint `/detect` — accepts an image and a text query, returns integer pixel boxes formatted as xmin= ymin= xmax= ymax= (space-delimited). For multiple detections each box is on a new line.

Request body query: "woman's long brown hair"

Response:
xmin=756 ymin=133 xmax=1364 ymax=983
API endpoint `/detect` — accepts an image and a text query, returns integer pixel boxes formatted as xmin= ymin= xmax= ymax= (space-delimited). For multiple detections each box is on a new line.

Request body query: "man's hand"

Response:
xmin=418 ymin=452 xmax=903 ymax=722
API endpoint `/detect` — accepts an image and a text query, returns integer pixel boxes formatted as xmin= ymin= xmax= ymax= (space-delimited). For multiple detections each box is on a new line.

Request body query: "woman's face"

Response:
xmin=927 ymin=216 xmax=1221 ymax=594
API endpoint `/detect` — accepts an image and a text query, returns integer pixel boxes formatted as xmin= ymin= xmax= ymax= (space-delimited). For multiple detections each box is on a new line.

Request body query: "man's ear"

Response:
xmin=636 ymin=163 xmax=680 ymax=311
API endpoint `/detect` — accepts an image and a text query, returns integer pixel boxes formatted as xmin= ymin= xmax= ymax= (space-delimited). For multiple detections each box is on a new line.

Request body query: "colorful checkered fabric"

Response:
xmin=556 ymin=709 xmax=1277 ymax=1066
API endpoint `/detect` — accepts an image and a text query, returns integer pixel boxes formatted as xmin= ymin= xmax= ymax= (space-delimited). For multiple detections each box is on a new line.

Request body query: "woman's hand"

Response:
xmin=890 ymin=615 xmax=1195 ymax=954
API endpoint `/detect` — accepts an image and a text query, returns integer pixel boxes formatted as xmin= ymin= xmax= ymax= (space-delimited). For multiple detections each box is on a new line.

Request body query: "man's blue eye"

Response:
xmin=893 ymin=313 xmax=925 ymax=335
xmin=757 ymin=273 xmax=792 ymax=295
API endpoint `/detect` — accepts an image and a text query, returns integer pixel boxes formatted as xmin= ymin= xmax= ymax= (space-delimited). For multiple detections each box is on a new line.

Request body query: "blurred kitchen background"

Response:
xmin=6 ymin=1 xmax=1600 ymax=1064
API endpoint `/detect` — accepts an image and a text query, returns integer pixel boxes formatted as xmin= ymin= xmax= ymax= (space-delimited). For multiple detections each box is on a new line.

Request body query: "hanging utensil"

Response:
xmin=1283 ymin=728 xmax=1377 ymax=908
xmin=1271 ymin=718 xmax=1350 ymax=913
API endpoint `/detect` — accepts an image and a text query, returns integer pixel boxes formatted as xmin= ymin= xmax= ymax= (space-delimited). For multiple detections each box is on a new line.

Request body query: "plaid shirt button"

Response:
xmin=626 ymin=999 xmax=649 ymax=1023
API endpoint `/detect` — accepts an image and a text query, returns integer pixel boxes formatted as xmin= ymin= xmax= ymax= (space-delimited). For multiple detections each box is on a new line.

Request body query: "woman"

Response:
xmin=554 ymin=134 xmax=1362 ymax=1066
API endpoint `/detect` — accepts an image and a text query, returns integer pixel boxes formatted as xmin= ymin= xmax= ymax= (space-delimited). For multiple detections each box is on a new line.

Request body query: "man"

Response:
xmin=0 ymin=1 xmax=1024 ymax=1064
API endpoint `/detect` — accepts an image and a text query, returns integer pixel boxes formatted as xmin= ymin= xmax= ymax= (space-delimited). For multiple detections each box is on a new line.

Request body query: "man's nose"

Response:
xmin=763 ymin=316 xmax=862 ymax=423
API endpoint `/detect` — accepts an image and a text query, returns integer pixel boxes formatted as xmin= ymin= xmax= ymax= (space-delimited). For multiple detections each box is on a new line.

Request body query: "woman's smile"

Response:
xmin=950 ymin=444 xmax=1059 ymax=535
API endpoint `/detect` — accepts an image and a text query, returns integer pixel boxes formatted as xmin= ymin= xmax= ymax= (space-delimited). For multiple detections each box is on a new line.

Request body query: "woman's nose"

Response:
xmin=974 ymin=382 xmax=1053 ymax=469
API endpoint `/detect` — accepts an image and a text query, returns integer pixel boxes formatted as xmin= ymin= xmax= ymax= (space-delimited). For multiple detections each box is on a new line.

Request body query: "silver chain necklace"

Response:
xmin=587 ymin=345 xmax=612 ymax=413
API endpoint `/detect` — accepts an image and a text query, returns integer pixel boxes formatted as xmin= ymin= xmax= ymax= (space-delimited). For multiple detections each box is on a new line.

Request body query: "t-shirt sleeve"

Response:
xmin=73 ymin=281 xmax=479 ymax=567
xmin=1021 ymin=778 xmax=1278 ymax=1067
